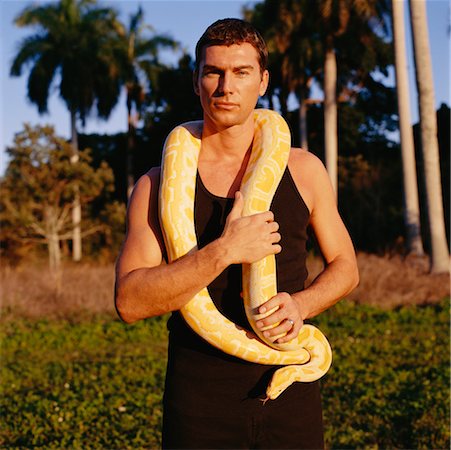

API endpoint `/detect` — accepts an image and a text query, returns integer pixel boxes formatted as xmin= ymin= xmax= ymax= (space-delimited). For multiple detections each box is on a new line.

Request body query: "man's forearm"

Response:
xmin=293 ymin=256 xmax=359 ymax=321
xmin=115 ymin=238 xmax=229 ymax=323
xmin=115 ymin=191 xmax=282 ymax=324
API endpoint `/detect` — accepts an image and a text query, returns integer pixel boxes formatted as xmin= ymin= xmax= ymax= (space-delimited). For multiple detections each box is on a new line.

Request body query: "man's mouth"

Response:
xmin=214 ymin=102 xmax=239 ymax=110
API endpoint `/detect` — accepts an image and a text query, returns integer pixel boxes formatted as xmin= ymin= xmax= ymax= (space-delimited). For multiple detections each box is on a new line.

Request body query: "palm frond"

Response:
xmin=10 ymin=34 xmax=50 ymax=76
xmin=27 ymin=52 xmax=59 ymax=113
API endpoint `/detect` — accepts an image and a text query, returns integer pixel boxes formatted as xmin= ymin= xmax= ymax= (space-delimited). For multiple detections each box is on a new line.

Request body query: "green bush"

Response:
xmin=0 ymin=317 xmax=168 ymax=449
xmin=1 ymin=300 xmax=449 ymax=449
xmin=315 ymin=299 xmax=450 ymax=449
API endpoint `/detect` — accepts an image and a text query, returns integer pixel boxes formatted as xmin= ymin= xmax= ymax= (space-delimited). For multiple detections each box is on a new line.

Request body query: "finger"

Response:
xmin=276 ymin=322 xmax=302 ymax=343
xmin=256 ymin=210 xmax=274 ymax=223
xmin=267 ymin=221 xmax=279 ymax=232
xmin=258 ymin=293 xmax=285 ymax=315
xmin=262 ymin=317 xmax=293 ymax=339
xmin=226 ymin=191 xmax=243 ymax=222
xmin=272 ymin=244 xmax=282 ymax=254
xmin=256 ymin=307 xmax=286 ymax=328
xmin=270 ymin=232 xmax=281 ymax=243
xmin=268 ymin=221 xmax=279 ymax=233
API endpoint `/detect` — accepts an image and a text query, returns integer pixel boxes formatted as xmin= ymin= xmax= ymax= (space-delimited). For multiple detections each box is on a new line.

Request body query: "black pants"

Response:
xmin=162 ymin=381 xmax=324 ymax=449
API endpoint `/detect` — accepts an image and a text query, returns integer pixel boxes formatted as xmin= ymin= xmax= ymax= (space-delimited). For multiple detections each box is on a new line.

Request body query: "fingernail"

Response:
xmin=256 ymin=321 xmax=262 ymax=328
xmin=259 ymin=307 xmax=266 ymax=313
xmin=263 ymin=331 xmax=270 ymax=338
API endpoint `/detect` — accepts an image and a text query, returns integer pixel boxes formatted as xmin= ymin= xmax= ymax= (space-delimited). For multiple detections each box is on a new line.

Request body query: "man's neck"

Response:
xmin=200 ymin=115 xmax=255 ymax=163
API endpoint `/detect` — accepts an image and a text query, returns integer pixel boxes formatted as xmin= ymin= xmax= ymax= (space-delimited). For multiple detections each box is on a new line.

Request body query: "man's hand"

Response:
xmin=255 ymin=293 xmax=304 ymax=343
xmin=219 ymin=191 xmax=282 ymax=265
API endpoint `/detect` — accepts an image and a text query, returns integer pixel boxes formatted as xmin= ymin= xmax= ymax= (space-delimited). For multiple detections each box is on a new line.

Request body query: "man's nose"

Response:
xmin=219 ymin=72 xmax=234 ymax=94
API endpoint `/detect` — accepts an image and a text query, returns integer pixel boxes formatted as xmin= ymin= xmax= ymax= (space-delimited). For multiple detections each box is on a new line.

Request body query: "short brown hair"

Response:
xmin=195 ymin=18 xmax=268 ymax=74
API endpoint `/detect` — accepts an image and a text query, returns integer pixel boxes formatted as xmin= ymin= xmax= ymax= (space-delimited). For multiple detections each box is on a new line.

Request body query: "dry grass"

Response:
xmin=0 ymin=262 xmax=116 ymax=321
xmin=307 ymin=252 xmax=450 ymax=308
xmin=0 ymin=253 xmax=449 ymax=321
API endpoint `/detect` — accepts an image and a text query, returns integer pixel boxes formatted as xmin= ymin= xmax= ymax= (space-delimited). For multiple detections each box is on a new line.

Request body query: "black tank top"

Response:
xmin=163 ymin=167 xmax=313 ymax=415
xmin=167 ymin=166 xmax=310 ymax=341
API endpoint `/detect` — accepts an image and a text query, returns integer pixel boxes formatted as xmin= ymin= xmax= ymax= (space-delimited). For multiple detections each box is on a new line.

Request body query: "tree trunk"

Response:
xmin=298 ymin=87 xmax=309 ymax=150
xmin=70 ymin=109 xmax=82 ymax=262
xmin=45 ymin=205 xmax=62 ymax=293
xmin=48 ymin=231 xmax=61 ymax=273
xmin=127 ymin=110 xmax=136 ymax=200
xmin=324 ymin=41 xmax=338 ymax=197
xmin=409 ymin=0 xmax=449 ymax=273
xmin=279 ymin=86 xmax=289 ymax=117
xmin=268 ymin=91 xmax=274 ymax=110
xmin=392 ymin=0 xmax=424 ymax=255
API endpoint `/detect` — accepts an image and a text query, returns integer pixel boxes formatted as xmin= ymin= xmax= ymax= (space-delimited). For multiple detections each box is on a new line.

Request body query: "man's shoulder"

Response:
xmin=145 ymin=166 xmax=161 ymax=183
xmin=134 ymin=166 xmax=161 ymax=192
xmin=128 ymin=166 xmax=161 ymax=213
xmin=289 ymin=147 xmax=325 ymax=172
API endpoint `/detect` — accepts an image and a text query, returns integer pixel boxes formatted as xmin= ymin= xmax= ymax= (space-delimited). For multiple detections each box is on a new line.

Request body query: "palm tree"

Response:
xmin=121 ymin=7 xmax=177 ymax=199
xmin=316 ymin=0 xmax=390 ymax=196
xmin=391 ymin=0 xmax=424 ymax=256
xmin=10 ymin=0 xmax=123 ymax=261
xmin=409 ymin=0 xmax=449 ymax=273
xmin=248 ymin=0 xmax=391 ymax=187
xmin=247 ymin=0 xmax=322 ymax=150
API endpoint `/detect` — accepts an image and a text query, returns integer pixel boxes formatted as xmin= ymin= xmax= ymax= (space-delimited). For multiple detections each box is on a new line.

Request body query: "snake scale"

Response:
xmin=159 ymin=109 xmax=332 ymax=400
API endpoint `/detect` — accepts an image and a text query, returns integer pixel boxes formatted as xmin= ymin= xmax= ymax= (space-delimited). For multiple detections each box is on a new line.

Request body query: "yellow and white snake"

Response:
xmin=159 ymin=109 xmax=332 ymax=401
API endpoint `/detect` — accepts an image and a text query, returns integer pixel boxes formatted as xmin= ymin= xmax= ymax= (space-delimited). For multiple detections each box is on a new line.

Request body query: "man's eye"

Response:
xmin=237 ymin=71 xmax=249 ymax=76
xmin=203 ymin=71 xmax=219 ymax=77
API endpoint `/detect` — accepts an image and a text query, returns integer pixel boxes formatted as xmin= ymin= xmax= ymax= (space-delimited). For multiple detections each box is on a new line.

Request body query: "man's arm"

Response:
xmin=256 ymin=150 xmax=359 ymax=343
xmin=115 ymin=168 xmax=282 ymax=324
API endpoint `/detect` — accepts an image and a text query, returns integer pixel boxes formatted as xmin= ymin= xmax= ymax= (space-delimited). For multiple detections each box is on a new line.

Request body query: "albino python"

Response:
xmin=159 ymin=109 xmax=332 ymax=401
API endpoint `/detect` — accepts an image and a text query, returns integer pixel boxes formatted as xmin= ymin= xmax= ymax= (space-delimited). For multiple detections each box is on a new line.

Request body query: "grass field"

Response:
xmin=1 ymin=297 xmax=449 ymax=449
xmin=1 ymin=256 xmax=450 ymax=449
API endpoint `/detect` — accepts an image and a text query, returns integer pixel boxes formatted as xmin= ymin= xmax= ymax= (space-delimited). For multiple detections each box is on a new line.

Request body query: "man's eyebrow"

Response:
xmin=201 ymin=64 xmax=221 ymax=72
xmin=201 ymin=64 xmax=255 ymax=72
xmin=234 ymin=65 xmax=255 ymax=71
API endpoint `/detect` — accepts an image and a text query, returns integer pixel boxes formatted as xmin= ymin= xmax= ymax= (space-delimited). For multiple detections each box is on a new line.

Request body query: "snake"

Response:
xmin=159 ymin=109 xmax=332 ymax=401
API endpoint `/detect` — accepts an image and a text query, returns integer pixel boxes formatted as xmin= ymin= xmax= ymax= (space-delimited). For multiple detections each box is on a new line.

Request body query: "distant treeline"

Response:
xmin=79 ymin=102 xmax=450 ymax=256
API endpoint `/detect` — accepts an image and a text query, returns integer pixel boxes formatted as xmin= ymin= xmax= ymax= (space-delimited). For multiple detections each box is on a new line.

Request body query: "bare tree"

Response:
xmin=1 ymin=125 xmax=113 ymax=274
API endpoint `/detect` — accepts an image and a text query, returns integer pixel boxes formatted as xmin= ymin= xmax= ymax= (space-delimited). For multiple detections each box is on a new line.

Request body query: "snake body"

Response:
xmin=159 ymin=109 xmax=332 ymax=400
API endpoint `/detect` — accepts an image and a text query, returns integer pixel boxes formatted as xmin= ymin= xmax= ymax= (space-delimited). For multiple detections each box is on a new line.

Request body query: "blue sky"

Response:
xmin=1 ymin=0 xmax=450 ymax=174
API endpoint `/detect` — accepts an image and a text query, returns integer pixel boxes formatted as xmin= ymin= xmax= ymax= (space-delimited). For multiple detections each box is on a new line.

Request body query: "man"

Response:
xmin=115 ymin=18 xmax=358 ymax=449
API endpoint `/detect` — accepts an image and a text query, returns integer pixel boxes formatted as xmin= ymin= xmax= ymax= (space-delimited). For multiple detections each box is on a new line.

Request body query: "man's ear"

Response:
xmin=193 ymin=71 xmax=200 ymax=96
xmin=259 ymin=70 xmax=269 ymax=97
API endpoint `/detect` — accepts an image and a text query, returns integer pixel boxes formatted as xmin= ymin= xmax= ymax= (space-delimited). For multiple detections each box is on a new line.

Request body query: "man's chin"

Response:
xmin=207 ymin=110 xmax=250 ymax=130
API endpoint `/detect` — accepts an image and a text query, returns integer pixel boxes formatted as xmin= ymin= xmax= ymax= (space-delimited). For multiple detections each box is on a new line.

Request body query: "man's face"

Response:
xmin=194 ymin=43 xmax=269 ymax=130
